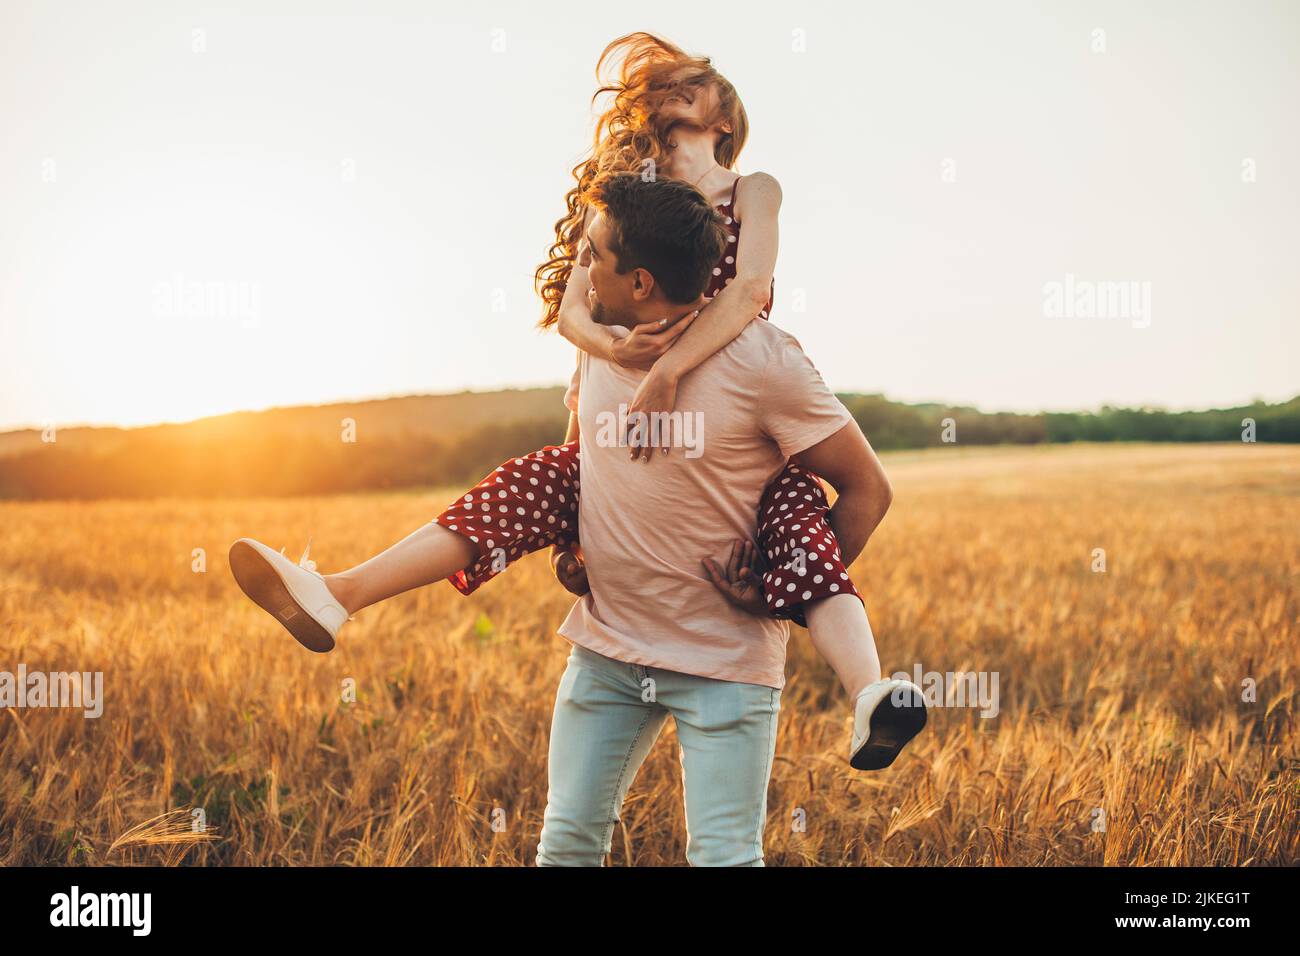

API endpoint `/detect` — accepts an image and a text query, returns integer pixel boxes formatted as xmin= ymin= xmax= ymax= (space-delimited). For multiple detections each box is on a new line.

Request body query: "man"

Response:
xmin=535 ymin=172 xmax=895 ymax=867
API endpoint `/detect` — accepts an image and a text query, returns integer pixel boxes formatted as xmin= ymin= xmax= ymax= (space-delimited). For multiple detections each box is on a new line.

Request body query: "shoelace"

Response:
xmin=275 ymin=535 xmax=352 ymax=626
xmin=280 ymin=537 xmax=318 ymax=574
xmin=299 ymin=536 xmax=317 ymax=572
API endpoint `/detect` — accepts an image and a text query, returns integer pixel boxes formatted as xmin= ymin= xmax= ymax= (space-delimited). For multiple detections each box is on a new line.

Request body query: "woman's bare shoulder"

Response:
xmin=738 ymin=171 xmax=782 ymax=195
xmin=734 ymin=171 xmax=783 ymax=216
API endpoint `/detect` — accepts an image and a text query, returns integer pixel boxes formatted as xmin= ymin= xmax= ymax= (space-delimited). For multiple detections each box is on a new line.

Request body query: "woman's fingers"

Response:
xmin=617 ymin=310 xmax=698 ymax=369
xmin=624 ymin=411 xmax=669 ymax=461
xmin=625 ymin=415 xmax=658 ymax=461
xmin=645 ymin=312 xmax=698 ymax=355
xmin=654 ymin=307 xmax=699 ymax=333
xmin=628 ymin=415 xmax=658 ymax=461
xmin=658 ymin=309 xmax=699 ymax=339
xmin=635 ymin=309 xmax=699 ymax=350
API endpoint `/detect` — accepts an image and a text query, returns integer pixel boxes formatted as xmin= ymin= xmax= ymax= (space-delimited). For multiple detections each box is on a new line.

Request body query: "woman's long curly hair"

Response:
xmin=534 ymin=32 xmax=749 ymax=329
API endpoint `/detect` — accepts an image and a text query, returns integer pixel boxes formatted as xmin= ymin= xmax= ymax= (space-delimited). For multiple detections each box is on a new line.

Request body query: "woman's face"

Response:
xmin=657 ymin=76 xmax=730 ymax=135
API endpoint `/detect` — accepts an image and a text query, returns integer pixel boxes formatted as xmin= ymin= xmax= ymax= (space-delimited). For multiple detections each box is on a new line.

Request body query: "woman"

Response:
xmin=229 ymin=33 xmax=925 ymax=771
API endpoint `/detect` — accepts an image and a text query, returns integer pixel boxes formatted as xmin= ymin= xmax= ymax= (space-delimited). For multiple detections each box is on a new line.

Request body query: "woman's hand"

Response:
xmin=609 ymin=309 xmax=700 ymax=371
xmin=550 ymin=545 xmax=590 ymax=597
xmin=624 ymin=366 xmax=680 ymax=461
xmin=702 ymin=539 xmax=769 ymax=617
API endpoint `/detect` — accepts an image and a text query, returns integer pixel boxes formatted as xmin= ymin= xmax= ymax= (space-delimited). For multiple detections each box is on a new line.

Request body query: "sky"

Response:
xmin=0 ymin=0 xmax=1296 ymax=431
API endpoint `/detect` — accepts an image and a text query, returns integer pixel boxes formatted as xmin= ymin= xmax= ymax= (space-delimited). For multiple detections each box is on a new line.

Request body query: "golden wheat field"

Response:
xmin=0 ymin=442 xmax=1296 ymax=866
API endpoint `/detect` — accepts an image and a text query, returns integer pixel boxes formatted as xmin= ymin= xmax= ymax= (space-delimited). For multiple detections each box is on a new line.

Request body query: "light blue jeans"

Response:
xmin=536 ymin=642 xmax=782 ymax=867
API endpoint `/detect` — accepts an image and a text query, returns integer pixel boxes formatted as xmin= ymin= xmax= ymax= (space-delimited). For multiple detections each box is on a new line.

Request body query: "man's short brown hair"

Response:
xmin=584 ymin=173 xmax=728 ymax=304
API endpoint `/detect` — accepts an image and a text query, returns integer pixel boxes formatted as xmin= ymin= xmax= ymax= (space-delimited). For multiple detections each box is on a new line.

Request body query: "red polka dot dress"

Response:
xmin=433 ymin=175 xmax=861 ymax=627
xmin=436 ymin=445 xmax=581 ymax=597
xmin=754 ymin=460 xmax=860 ymax=626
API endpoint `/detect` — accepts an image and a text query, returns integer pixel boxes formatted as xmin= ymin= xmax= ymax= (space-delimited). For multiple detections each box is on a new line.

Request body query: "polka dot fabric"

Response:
xmin=704 ymin=177 xmax=775 ymax=318
xmin=756 ymin=461 xmax=862 ymax=628
xmin=435 ymin=444 xmax=859 ymax=626
xmin=432 ymin=441 xmax=581 ymax=596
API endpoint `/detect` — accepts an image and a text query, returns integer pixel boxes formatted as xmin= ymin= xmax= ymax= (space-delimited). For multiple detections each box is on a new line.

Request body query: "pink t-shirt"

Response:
xmin=558 ymin=320 xmax=853 ymax=688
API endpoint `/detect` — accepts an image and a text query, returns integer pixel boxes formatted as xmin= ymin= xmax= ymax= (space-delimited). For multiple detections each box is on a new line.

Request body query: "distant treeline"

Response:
xmin=0 ymin=393 xmax=1295 ymax=500
xmin=842 ymin=394 xmax=1300 ymax=450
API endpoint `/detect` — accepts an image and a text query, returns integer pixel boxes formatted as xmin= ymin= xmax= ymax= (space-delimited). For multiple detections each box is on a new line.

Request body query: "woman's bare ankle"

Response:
xmin=322 ymin=573 xmax=360 ymax=615
xmin=846 ymin=669 xmax=883 ymax=700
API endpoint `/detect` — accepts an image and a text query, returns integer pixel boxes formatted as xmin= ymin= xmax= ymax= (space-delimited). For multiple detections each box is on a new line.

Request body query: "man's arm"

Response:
xmin=753 ymin=334 xmax=893 ymax=565
xmin=703 ymin=419 xmax=892 ymax=616
xmin=704 ymin=340 xmax=890 ymax=614
xmin=789 ymin=419 xmax=893 ymax=565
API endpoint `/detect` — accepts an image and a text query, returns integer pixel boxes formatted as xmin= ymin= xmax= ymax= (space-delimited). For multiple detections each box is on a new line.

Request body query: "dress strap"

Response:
xmin=728 ymin=174 xmax=741 ymax=209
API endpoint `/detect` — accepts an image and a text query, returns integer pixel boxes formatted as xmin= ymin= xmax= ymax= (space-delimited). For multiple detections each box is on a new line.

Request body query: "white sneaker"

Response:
xmin=229 ymin=537 xmax=348 ymax=653
xmin=850 ymin=678 xmax=927 ymax=770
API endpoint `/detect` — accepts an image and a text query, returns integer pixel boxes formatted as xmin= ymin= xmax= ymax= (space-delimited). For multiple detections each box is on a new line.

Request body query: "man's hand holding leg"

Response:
xmin=702 ymin=539 xmax=769 ymax=617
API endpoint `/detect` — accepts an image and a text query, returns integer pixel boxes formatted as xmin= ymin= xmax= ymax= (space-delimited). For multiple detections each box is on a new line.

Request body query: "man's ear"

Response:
xmin=631 ymin=268 xmax=656 ymax=301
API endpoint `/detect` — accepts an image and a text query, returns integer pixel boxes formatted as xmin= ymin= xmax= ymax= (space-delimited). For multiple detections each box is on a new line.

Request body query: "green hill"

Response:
xmin=0 ymin=388 xmax=1294 ymax=500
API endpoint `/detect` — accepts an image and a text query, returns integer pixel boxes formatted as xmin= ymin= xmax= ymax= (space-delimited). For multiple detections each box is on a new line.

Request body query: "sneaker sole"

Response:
xmin=229 ymin=540 xmax=336 ymax=653
xmin=850 ymin=686 xmax=927 ymax=771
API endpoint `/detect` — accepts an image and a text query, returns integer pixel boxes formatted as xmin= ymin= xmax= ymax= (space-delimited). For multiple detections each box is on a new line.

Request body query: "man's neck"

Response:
xmin=626 ymin=296 xmax=707 ymax=329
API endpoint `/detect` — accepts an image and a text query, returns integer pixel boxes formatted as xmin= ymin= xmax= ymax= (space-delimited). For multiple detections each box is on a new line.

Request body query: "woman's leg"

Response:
xmin=323 ymin=523 xmax=477 ymax=615
xmin=231 ymin=440 xmax=583 ymax=653
xmin=756 ymin=461 xmax=926 ymax=771
xmin=757 ymin=460 xmax=881 ymax=698
xmin=326 ymin=441 xmax=582 ymax=614
xmin=804 ymin=594 xmax=882 ymax=698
